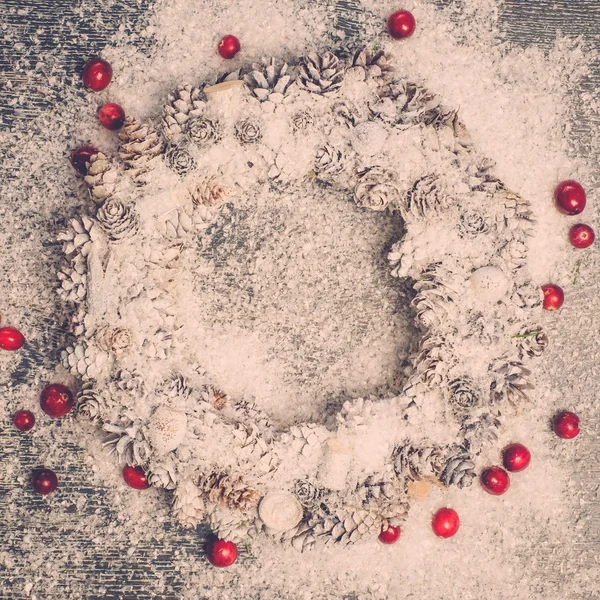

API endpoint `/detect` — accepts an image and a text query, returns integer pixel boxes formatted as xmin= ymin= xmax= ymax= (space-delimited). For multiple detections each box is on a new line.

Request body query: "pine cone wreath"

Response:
xmin=84 ymin=152 xmax=119 ymax=205
xmin=198 ymin=471 xmax=260 ymax=511
xmin=489 ymin=357 xmax=533 ymax=407
xmin=118 ymin=117 xmax=164 ymax=181
xmin=393 ymin=444 xmax=446 ymax=482
xmin=298 ymin=52 xmax=344 ymax=96
xmin=460 ymin=412 xmax=502 ymax=455
xmin=243 ymin=57 xmax=295 ymax=103
xmin=513 ymin=327 xmax=548 ymax=359
xmin=173 ymin=479 xmax=205 ymax=528
xmin=439 ymin=446 xmax=476 ymax=488
xmin=162 ymin=84 xmax=206 ymax=142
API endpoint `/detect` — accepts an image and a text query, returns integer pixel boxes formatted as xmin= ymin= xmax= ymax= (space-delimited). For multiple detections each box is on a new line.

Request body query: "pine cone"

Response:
xmin=173 ymin=479 xmax=205 ymax=528
xmin=414 ymin=334 xmax=457 ymax=387
xmin=84 ymin=152 xmax=119 ymax=205
xmin=198 ymin=471 xmax=260 ymax=511
xmin=447 ymin=377 xmax=481 ymax=416
xmin=440 ymin=447 xmax=476 ymax=488
xmin=393 ymin=444 xmax=446 ymax=481
xmin=310 ymin=505 xmax=382 ymax=545
xmin=314 ymin=144 xmax=345 ymax=177
xmin=62 ymin=342 xmax=109 ymax=379
xmin=77 ymin=381 xmax=105 ymax=422
xmin=162 ymin=84 xmax=206 ymax=141
xmin=349 ymin=46 xmax=393 ymax=81
xmin=497 ymin=189 xmax=535 ymax=236
xmin=155 ymin=373 xmax=192 ymax=399
xmin=244 ymin=58 xmax=295 ymax=103
xmin=234 ymin=117 xmax=263 ymax=145
xmin=511 ymin=278 xmax=543 ymax=309
xmin=514 ymin=328 xmax=548 ymax=359
xmin=189 ymin=177 xmax=229 ymax=207
xmin=231 ymin=423 xmax=279 ymax=473
xmin=489 ymin=357 xmax=533 ymax=407
xmin=298 ymin=52 xmax=344 ymax=96
xmin=148 ymin=462 xmax=178 ymax=490
xmin=95 ymin=324 xmax=132 ymax=354
xmin=278 ymin=423 xmax=327 ymax=459
xmin=160 ymin=207 xmax=195 ymax=239
xmin=207 ymin=505 xmax=259 ymax=543
xmin=164 ymin=142 xmax=197 ymax=176
xmin=57 ymin=256 xmax=87 ymax=303
xmin=385 ymin=81 xmax=437 ymax=128
xmin=188 ymin=117 xmax=221 ymax=148
xmin=461 ymin=412 xmax=502 ymax=455
xmin=293 ymin=480 xmax=323 ymax=509
xmin=401 ymin=174 xmax=448 ymax=221
xmin=102 ymin=419 xmax=151 ymax=466
xmin=283 ymin=521 xmax=317 ymax=552
xmin=354 ymin=166 xmax=400 ymax=212
xmin=291 ymin=110 xmax=314 ymax=131
xmin=96 ymin=198 xmax=140 ymax=242
xmin=458 ymin=210 xmax=490 ymax=238
xmin=58 ymin=217 xmax=94 ymax=258
xmin=355 ymin=473 xmax=409 ymax=526
xmin=118 ymin=117 xmax=164 ymax=181
xmin=109 ymin=369 xmax=145 ymax=395
xmin=498 ymin=237 xmax=528 ymax=271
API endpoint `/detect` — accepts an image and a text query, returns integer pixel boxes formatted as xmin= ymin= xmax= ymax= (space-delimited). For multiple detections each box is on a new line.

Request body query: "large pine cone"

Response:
xmin=298 ymin=52 xmax=344 ymax=96
xmin=244 ymin=58 xmax=295 ymax=102
xmin=440 ymin=447 xmax=476 ymax=488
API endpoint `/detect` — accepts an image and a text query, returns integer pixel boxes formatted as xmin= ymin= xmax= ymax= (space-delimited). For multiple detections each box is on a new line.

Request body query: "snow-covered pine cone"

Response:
xmin=489 ymin=357 xmax=533 ymax=407
xmin=355 ymin=473 xmax=409 ymax=526
xmin=460 ymin=411 xmax=502 ymax=455
xmin=497 ymin=189 xmax=536 ymax=237
xmin=458 ymin=209 xmax=490 ymax=238
xmin=234 ymin=117 xmax=263 ymax=145
xmin=511 ymin=278 xmax=543 ymax=309
xmin=314 ymin=144 xmax=345 ymax=177
xmin=354 ymin=166 xmax=400 ymax=212
xmin=439 ymin=446 xmax=476 ymax=488
xmin=57 ymin=255 xmax=87 ymax=303
xmin=382 ymin=80 xmax=437 ymax=128
xmin=393 ymin=444 xmax=446 ymax=481
xmin=293 ymin=479 xmax=323 ymax=509
xmin=173 ymin=479 xmax=205 ymax=528
xmin=187 ymin=116 xmax=221 ymax=148
xmin=77 ymin=380 xmax=105 ymax=422
xmin=308 ymin=504 xmax=382 ymax=546
xmin=498 ymin=237 xmax=528 ymax=271
xmin=160 ymin=206 xmax=195 ymax=239
xmin=514 ymin=327 xmax=548 ymax=358
xmin=244 ymin=57 xmax=295 ymax=103
xmin=411 ymin=264 xmax=460 ymax=329
xmin=228 ymin=399 xmax=275 ymax=441
xmin=400 ymin=174 xmax=448 ymax=221
xmin=95 ymin=324 xmax=132 ymax=354
xmin=231 ymin=422 xmax=279 ymax=474
xmin=198 ymin=471 xmax=260 ymax=511
xmin=102 ymin=419 xmax=151 ymax=466
xmin=148 ymin=462 xmax=178 ymax=490
xmin=109 ymin=368 xmax=145 ymax=395
xmin=62 ymin=342 xmax=109 ymax=378
xmin=298 ymin=52 xmax=344 ymax=96
xmin=447 ymin=377 xmax=481 ymax=416
xmin=84 ymin=152 xmax=119 ymax=205
xmin=162 ymin=84 xmax=206 ymax=142
xmin=118 ymin=117 xmax=164 ymax=181
xmin=189 ymin=177 xmax=229 ymax=207
xmin=278 ymin=423 xmax=328 ymax=459
xmin=349 ymin=46 xmax=393 ymax=81
xmin=96 ymin=198 xmax=140 ymax=242
xmin=414 ymin=334 xmax=457 ymax=387
xmin=155 ymin=372 xmax=192 ymax=399
xmin=208 ymin=505 xmax=259 ymax=544
xmin=164 ymin=142 xmax=197 ymax=176
xmin=291 ymin=110 xmax=314 ymax=131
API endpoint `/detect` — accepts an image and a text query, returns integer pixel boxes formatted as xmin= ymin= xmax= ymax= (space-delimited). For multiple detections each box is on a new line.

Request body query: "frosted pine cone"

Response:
xmin=514 ymin=328 xmax=548 ymax=358
xmin=314 ymin=144 xmax=345 ymax=177
xmin=95 ymin=324 xmax=132 ymax=354
xmin=57 ymin=256 xmax=87 ymax=303
xmin=156 ymin=373 xmax=191 ymax=399
xmin=440 ymin=447 xmax=476 ymax=488
xmin=162 ymin=84 xmax=206 ymax=141
xmin=355 ymin=474 xmax=409 ymax=526
xmin=58 ymin=217 xmax=94 ymax=257
xmin=414 ymin=334 xmax=457 ymax=386
xmin=77 ymin=381 xmax=105 ymax=422
xmin=349 ymin=46 xmax=393 ymax=81
xmin=511 ymin=278 xmax=543 ymax=309
xmin=189 ymin=177 xmax=229 ymax=207
xmin=293 ymin=480 xmax=323 ymax=509
xmin=244 ymin=57 xmax=295 ymax=103
xmin=278 ymin=423 xmax=328 ymax=459
xmin=354 ymin=166 xmax=400 ymax=211
xmin=461 ymin=412 xmax=502 ymax=455
xmin=401 ymin=174 xmax=448 ymax=220
xmin=84 ymin=152 xmax=119 ymax=205
xmin=164 ymin=142 xmax=196 ymax=176
xmin=393 ymin=444 xmax=446 ymax=481
xmin=298 ymin=52 xmax=344 ymax=96
xmin=161 ymin=207 xmax=195 ymax=239
xmin=489 ymin=357 xmax=533 ymax=407
xmin=234 ymin=117 xmax=263 ymax=145
xmin=291 ymin=110 xmax=314 ymax=131
xmin=458 ymin=210 xmax=490 ymax=238
xmin=188 ymin=116 xmax=221 ymax=148
xmin=62 ymin=342 xmax=110 ymax=378
xmin=148 ymin=462 xmax=178 ymax=490
xmin=198 ymin=471 xmax=260 ymax=511
xmin=109 ymin=369 xmax=145 ymax=395
xmin=447 ymin=377 xmax=481 ymax=415
xmin=497 ymin=189 xmax=535 ymax=236
xmin=96 ymin=198 xmax=140 ymax=242
xmin=309 ymin=505 xmax=382 ymax=545
xmin=102 ymin=419 xmax=151 ymax=466
xmin=173 ymin=479 xmax=205 ymax=528
xmin=118 ymin=117 xmax=164 ymax=180
xmin=208 ymin=505 xmax=259 ymax=544
xmin=232 ymin=423 xmax=279 ymax=473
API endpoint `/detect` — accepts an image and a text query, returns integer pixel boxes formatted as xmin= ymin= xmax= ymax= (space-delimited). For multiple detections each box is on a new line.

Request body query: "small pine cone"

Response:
xmin=96 ymin=198 xmax=140 ymax=242
xmin=109 ymin=369 xmax=145 ymax=395
xmin=348 ymin=46 xmax=393 ymax=81
xmin=77 ymin=381 xmax=105 ymax=422
xmin=278 ymin=423 xmax=328 ymax=459
xmin=461 ymin=412 xmax=502 ymax=455
xmin=234 ymin=117 xmax=263 ymax=145
xmin=393 ymin=444 xmax=446 ymax=481
xmin=285 ymin=521 xmax=317 ymax=552
xmin=291 ymin=110 xmax=314 ymax=131
xmin=207 ymin=505 xmax=259 ymax=544
xmin=198 ymin=471 xmax=260 ymax=512
xmin=414 ymin=334 xmax=457 ymax=386
xmin=458 ymin=210 xmax=490 ymax=239
xmin=84 ymin=152 xmax=119 ymax=205
xmin=118 ymin=117 xmax=164 ymax=180
xmin=440 ymin=447 xmax=476 ymax=488
xmin=102 ymin=420 xmax=152 ymax=466
xmin=401 ymin=174 xmax=448 ymax=221
xmin=148 ymin=463 xmax=178 ymax=490
xmin=164 ymin=142 xmax=197 ymax=177
xmin=314 ymin=144 xmax=345 ymax=177
xmin=173 ymin=479 xmax=205 ymax=528
xmin=62 ymin=342 xmax=110 ymax=379
xmin=293 ymin=480 xmax=323 ymax=509
xmin=311 ymin=506 xmax=382 ymax=545
xmin=243 ymin=57 xmax=295 ymax=103
xmin=514 ymin=328 xmax=548 ymax=359
xmin=354 ymin=166 xmax=401 ymax=212
xmin=202 ymin=385 xmax=228 ymax=410
xmin=189 ymin=177 xmax=229 ymax=207
xmin=188 ymin=117 xmax=221 ymax=148
xmin=489 ymin=357 xmax=533 ymax=407
xmin=162 ymin=84 xmax=206 ymax=142
xmin=447 ymin=377 xmax=481 ymax=416
xmin=497 ymin=189 xmax=536 ymax=236
xmin=298 ymin=52 xmax=344 ymax=96
xmin=161 ymin=207 xmax=195 ymax=239
xmin=95 ymin=324 xmax=132 ymax=354
xmin=156 ymin=373 xmax=192 ymax=399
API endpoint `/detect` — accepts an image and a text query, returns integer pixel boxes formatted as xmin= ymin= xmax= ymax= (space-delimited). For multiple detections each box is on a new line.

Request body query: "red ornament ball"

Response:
xmin=82 ymin=57 xmax=113 ymax=91
xmin=40 ymin=383 xmax=74 ymax=418
xmin=480 ymin=466 xmax=510 ymax=495
xmin=502 ymin=443 xmax=531 ymax=472
xmin=207 ymin=538 xmax=238 ymax=567
xmin=218 ymin=35 xmax=241 ymax=59
xmin=32 ymin=468 xmax=58 ymax=495
xmin=553 ymin=411 xmax=580 ymax=439
xmin=432 ymin=507 xmax=459 ymax=538
xmin=378 ymin=524 xmax=401 ymax=544
xmin=98 ymin=103 xmax=126 ymax=131
xmin=70 ymin=145 xmax=99 ymax=175
xmin=0 ymin=326 xmax=25 ymax=351
xmin=554 ymin=180 xmax=586 ymax=216
xmin=569 ymin=223 xmax=595 ymax=249
xmin=542 ymin=283 xmax=564 ymax=311
xmin=13 ymin=410 xmax=36 ymax=432
xmin=122 ymin=465 xmax=150 ymax=490
xmin=387 ymin=9 xmax=416 ymax=40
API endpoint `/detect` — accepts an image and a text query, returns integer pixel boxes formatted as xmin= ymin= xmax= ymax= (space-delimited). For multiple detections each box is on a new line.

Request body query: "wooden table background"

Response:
xmin=0 ymin=1 xmax=598 ymax=598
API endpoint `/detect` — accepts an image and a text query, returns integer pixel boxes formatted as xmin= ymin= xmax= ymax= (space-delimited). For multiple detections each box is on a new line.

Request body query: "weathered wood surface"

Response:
xmin=0 ymin=1 xmax=598 ymax=598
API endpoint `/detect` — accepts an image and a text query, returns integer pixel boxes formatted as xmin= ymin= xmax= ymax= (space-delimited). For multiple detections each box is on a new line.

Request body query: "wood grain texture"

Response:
xmin=0 ymin=1 xmax=598 ymax=598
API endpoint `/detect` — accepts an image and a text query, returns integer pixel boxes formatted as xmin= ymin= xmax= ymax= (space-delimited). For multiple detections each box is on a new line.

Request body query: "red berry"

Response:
xmin=480 ymin=466 xmax=510 ymax=495
xmin=40 ymin=383 xmax=74 ymax=418
xmin=554 ymin=180 xmax=586 ymax=215
xmin=0 ymin=326 xmax=25 ymax=351
xmin=569 ymin=223 xmax=595 ymax=249
xmin=378 ymin=524 xmax=401 ymax=544
xmin=207 ymin=538 xmax=238 ymax=567
xmin=70 ymin=145 xmax=99 ymax=175
xmin=122 ymin=465 xmax=150 ymax=490
xmin=13 ymin=410 xmax=36 ymax=432
xmin=98 ymin=103 xmax=126 ymax=131
xmin=32 ymin=468 xmax=58 ymax=495
xmin=542 ymin=284 xmax=564 ymax=311
xmin=218 ymin=35 xmax=241 ymax=59
xmin=82 ymin=57 xmax=113 ymax=91
xmin=387 ymin=10 xmax=416 ymax=40
xmin=502 ymin=443 xmax=531 ymax=472
xmin=432 ymin=507 xmax=459 ymax=538
xmin=553 ymin=411 xmax=580 ymax=439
